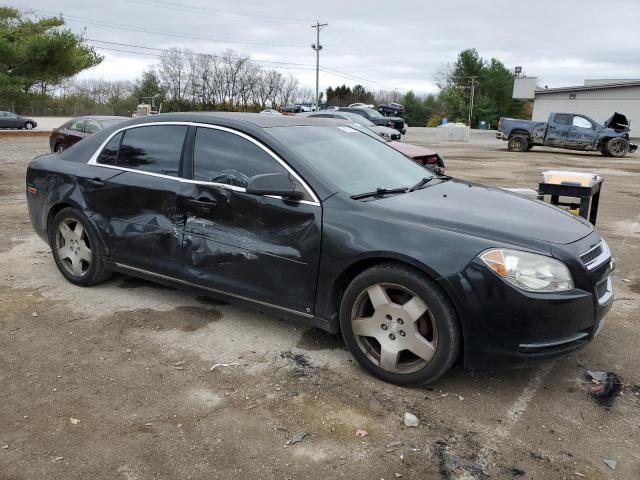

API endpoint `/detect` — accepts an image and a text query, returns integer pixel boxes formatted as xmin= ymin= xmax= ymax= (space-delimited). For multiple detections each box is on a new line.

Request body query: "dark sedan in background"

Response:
xmin=26 ymin=113 xmax=612 ymax=385
xmin=305 ymin=111 xmax=401 ymax=140
xmin=339 ymin=106 xmax=406 ymax=134
xmin=0 ymin=111 xmax=37 ymax=129
xmin=378 ymin=102 xmax=405 ymax=116
xmin=49 ymin=116 xmax=129 ymax=153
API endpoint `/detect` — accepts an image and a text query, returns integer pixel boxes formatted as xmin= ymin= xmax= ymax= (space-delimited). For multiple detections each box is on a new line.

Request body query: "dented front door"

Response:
xmin=181 ymin=183 xmax=322 ymax=315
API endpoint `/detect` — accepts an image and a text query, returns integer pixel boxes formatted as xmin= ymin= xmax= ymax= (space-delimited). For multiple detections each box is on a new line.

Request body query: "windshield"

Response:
xmin=342 ymin=112 xmax=375 ymax=126
xmin=360 ymin=108 xmax=384 ymax=118
xmin=269 ymin=125 xmax=434 ymax=195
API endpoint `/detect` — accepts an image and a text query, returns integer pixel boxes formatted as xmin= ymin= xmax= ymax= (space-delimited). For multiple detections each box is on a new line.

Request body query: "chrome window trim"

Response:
xmin=582 ymin=240 xmax=611 ymax=271
xmin=87 ymin=121 xmax=321 ymax=206
xmin=113 ymin=262 xmax=313 ymax=318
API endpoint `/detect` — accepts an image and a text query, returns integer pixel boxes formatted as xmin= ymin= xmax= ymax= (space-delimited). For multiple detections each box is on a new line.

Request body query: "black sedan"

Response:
xmin=26 ymin=113 xmax=613 ymax=385
xmin=0 ymin=111 xmax=37 ymax=129
xmin=50 ymin=116 xmax=129 ymax=153
xmin=338 ymin=107 xmax=406 ymax=134
xmin=378 ymin=102 xmax=405 ymax=116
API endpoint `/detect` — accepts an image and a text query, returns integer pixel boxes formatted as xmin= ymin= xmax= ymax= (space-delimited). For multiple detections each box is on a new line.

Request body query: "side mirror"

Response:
xmin=246 ymin=173 xmax=304 ymax=201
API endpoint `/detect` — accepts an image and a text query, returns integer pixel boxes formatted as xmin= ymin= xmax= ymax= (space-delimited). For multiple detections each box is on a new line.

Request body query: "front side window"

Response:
xmin=85 ymin=120 xmax=101 ymax=134
xmin=193 ymin=127 xmax=288 ymax=188
xmin=572 ymin=116 xmax=592 ymax=129
xmin=118 ymin=125 xmax=187 ymax=176
xmin=68 ymin=119 xmax=85 ymax=132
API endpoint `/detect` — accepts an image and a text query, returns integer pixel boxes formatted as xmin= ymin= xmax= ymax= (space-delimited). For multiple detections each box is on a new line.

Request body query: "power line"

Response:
xmin=32 ymin=10 xmax=308 ymax=47
xmin=124 ymin=0 xmax=311 ymax=25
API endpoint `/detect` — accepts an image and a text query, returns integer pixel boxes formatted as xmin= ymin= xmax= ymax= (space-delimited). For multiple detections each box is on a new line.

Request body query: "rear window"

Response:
xmin=117 ymin=125 xmax=187 ymax=176
xmin=554 ymin=114 xmax=572 ymax=126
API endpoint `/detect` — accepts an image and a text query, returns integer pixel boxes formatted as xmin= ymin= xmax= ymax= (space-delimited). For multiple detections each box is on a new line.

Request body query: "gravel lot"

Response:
xmin=1 ymin=130 xmax=639 ymax=479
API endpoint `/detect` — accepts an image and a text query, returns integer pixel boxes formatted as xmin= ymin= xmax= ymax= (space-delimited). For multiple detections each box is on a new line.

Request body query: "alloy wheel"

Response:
xmin=350 ymin=283 xmax=438 ymax=374
xmin=55 ymin=218 xmax=92 ymax=277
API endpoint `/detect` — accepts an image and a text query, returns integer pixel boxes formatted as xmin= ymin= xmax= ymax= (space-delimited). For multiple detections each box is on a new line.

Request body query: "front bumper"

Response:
xmin=440 ymin=234 xmax=613 ymax=369
xmin=495 ymin=132 xmax=506 ymax=140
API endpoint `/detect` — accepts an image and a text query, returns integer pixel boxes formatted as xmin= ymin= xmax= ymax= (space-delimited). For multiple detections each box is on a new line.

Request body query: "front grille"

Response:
xmin=580 ymin=244 xmax=603 ymax=265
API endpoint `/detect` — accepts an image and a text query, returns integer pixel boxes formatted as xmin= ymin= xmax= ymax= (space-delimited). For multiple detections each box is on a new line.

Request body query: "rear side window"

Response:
xmin=96 ymin=132 xmax=122 ymax=165
xmin=85 ymin=119 xmax=100 ymax=134
xmin=118 ymin=125 xmax=188 ymax=176
xmin=193 ymin=128 xmax=288 ymax=188
xmin=68 ymin=119 xmax=85 ymax=132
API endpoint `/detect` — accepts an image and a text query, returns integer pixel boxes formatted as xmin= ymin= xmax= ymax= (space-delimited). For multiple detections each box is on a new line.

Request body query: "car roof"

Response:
xmin=70 ymin=115 xmax=130 ymax=121
xmin=123 ymin=112 xmax=346 ymax=128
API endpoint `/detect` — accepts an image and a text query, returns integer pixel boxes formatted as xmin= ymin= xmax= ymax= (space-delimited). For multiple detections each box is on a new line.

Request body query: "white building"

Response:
xmin=513 ymin=78 xmax=640 ymax=136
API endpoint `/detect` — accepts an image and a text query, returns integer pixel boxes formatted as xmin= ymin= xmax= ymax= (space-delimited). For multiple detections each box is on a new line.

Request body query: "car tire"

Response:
xmin=49 ymin=207 xmax=112 ymax=286
xmin=606 ymin=137 xmax=629 ymax=157
xmin=507 ymin=136 xmax=529 ymax=152
xmin=339 ymin=262 xmax=461 ymax=385
xmin=54 ymin=143 xmax=64 ymax=153
xmin=24 ymin=121 xmax=35 ymax=130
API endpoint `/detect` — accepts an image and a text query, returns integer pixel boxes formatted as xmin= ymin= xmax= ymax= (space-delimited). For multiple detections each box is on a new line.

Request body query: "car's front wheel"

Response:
xmin=24 ymin=121 xmax=35 ymax=130
xmin=54 ymin=143 xmax=64 ymax=153
xmin=339 ymin=263 xmax=461 ymax=385
xmin=50 ymin=207 xmax=111 ymax=286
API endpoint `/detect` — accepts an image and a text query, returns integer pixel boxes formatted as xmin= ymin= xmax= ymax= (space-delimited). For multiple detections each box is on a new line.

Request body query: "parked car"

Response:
xmin=306 ymin=111 xmax=401 ymax=140
xmin=0 ymin=111 xmax=37 ymax=130
xmin=348 ymin=102 xmax=374 ymax=108
xmin=260 ymin=109 xmax=281 ymax=115
xmin=298 ymin=103 xmax=317 ymax=112
xmin=49 ymin=116 xmax=129 ymax=153
xmin=339 ymin=107 xmax=406 ymax=134
xmin=378 ymin=102 xmax=405 ymax=116
xmin=497 ymin=112 xmax=637 ymax=157
xmin=304 ymin=111 xmax=445 ymax=174
xmin=26 ymin=113 xmax=613 ymax=385
xmin=281 ymin=105 xmax=302 ymax=114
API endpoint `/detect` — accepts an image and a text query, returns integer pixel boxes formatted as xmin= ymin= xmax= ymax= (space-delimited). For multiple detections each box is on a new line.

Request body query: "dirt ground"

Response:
xmin=1 ymin=131 xmax=638 ymax=480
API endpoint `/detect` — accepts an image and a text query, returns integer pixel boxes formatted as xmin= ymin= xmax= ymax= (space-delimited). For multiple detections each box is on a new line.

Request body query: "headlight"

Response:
xmin=480 ymin=249 xmax=574 ymax=292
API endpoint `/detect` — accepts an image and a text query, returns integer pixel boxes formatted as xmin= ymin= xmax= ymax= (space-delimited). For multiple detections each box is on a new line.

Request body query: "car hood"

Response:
xmin=388 ymin=141 xmax=436 ymax=158
xmin=372 ymin=179 xmax=593 ymax=245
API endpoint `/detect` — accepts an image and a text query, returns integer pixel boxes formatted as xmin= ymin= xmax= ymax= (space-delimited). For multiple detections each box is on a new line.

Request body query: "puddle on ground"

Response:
xmin=111 ymin=306 xmax=222 ymax=332
xmin=296 ymin=327 xmax=345 ymax=351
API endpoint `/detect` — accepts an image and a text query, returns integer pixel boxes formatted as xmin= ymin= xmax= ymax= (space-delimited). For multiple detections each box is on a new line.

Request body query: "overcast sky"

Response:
xmin=15 ymin=0 xmax=640 ymax=94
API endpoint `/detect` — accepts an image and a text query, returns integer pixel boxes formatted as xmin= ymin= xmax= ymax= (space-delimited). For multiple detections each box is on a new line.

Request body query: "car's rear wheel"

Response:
xmin=339 ymin=263 xmax=461 ymax=385
xmin=50 ymin=207 xmax=111 ymax=286
xmin=54 ymin=143 xmax=64 ymax=153
xmin=606 ymin=137 xmax=629 ymax=157
xmin=24 ymin=121 xmax=34 ymax=130
xmin=508 ymin=136 xmax=529 ymax=152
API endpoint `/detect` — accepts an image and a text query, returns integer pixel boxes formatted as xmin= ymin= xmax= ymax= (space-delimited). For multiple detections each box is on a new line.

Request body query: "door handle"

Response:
xmin=87 ymin=178 xmax=105 ymax=188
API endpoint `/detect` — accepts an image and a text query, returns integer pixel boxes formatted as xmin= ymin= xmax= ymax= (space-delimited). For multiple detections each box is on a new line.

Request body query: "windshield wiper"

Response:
xmin=351 ymin=187 xmax=408 ymax=200
xmin=408 ymin=177 xmax=434 ymax=192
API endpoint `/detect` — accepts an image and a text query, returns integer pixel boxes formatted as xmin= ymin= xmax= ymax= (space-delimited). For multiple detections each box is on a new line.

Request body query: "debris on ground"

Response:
xmin=355 ymin=429 xmax=368 ymax=437
xmin=1 ymin=445 xmax=8 ymax=449
xmin=510 ymin=467 xmax=526 ymax=476
xmin=386 ymin=440 xmax=403 ymax=448
xmin=69 ymin=417 xmax=80 ymax=425
xmin=30 ymin=312 xmax=38 ymax=317
xmin=289 ymin=432 xmax=308 ymax=445
xmin=403 ymin=412 xmax=419 ymax=427
xmin=210 ymin=362 xmax=239 ymax=370
xmin=602 ymin=459 xmax=617 ymax=470
xmin=286 ymin=391 xmax=298 ymax=397
xmin=395 ymin=473 xmax=402 ymax=478
xmin=585 ymin=371 xmax=623 ymax=408
xmin=573 ymin=472 xmax=586 ymax=477
xmin=586 ymin=370 xmax=608 ymax=382
xmin=280 ymin=351 xmax=312 ymax=369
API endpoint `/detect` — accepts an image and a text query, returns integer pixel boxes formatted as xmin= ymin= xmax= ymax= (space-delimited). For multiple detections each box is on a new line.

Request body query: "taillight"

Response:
xmin=498 ymin=117 xmax=504 ymax=129
xmin=27 ymin=186 xmax=37 ymax=194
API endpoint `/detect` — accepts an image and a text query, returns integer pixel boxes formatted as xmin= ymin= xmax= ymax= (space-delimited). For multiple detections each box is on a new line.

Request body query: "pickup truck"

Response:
xmin=497 ymin=112 xmax=637 ymax=157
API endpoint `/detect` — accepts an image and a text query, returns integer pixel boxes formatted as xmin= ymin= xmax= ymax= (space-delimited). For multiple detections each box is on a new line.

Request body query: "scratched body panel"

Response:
xmin=182 ymin=183 xmax=321 ymax=313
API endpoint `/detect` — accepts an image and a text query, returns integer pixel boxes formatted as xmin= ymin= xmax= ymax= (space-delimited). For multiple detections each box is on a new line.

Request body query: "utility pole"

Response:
xmin=311 ymin=21 xmax=327 ymax=111
xmin=467 ymin=76 xmax=478 ymax=127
